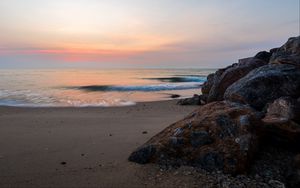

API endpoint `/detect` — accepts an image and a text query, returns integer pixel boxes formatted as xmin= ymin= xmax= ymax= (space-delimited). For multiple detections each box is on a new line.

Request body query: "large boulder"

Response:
xmin=224 ymin=64 xmax=300 ymax=110
xmin=261 ymin=97 xmax=300 ymax=147
xmin=129 ymin=101 xmax=261 ymax=174
xmin=207 ymin=58 xmax=267 ymax=102
xmin=270 ymin=36 xmax=300 ymax=67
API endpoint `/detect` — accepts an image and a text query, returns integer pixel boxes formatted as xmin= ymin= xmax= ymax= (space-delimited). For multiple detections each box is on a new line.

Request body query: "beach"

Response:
xmin=0 ymin=0 xmax=298 ymax=187
xmin=0 ymin=100 xmax=198 ymax=188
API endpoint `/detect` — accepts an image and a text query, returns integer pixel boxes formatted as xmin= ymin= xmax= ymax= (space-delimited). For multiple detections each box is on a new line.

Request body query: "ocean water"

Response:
xmin=0 ymin=69 xmax=214 ymax=107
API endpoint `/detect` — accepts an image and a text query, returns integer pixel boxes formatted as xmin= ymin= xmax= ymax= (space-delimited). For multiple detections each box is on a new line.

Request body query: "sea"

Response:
xmin=0 ymin=69 xmax=214 ymax=107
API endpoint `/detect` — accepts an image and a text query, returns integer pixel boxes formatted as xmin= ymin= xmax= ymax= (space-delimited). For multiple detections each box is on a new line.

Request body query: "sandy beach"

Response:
xmin=0 ymin=100 xmax=198 ymax=188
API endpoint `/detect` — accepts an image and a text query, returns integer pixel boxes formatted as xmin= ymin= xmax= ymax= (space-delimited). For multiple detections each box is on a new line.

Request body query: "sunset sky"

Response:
xmin=0 ymin=0 xmax=299 ymax=68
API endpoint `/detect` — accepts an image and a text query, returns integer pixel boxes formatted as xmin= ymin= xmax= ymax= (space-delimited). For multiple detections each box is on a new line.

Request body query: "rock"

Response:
xmin=263 ymin=97 xmax=299 ymax=123
xmin=173 ymin=127 xmax=184 ymax=136
xmin=287 ymin=154 xmax=300 ymax=188
xmin=238 ymin=57 xmax=253 ymax=64
xmin=190 ymin=130 xmax=213 ymax=147
xmin=201 ymin=73 xmax=215 ymax=95
xmin=170 ymin=94 xmax=180 ymax=99
xmin=268 ymin=180 xmax=286 ymax=188
xmin=130 ymin=36 xmax=300 ymax=178
xmin=201 ymin=69 xmax=227 ymax=100
xmin=177 ymin=94 xmax=207 ymax=105
xmin=169 ymin=137 xmax=185 ymax=147
xmin=270 ymin=36 xmax=300 ymax=67
xmin=60 ymin=161 xmax=67 ymax=165
xmin=177 ymin=94 xmax=200 ymax=105
xmin=207 ymin=58 xmax=268 ymax=102
xmin=129 ymin=101 xmax=260 ymax=174
xmin=203 ymin=69 xmax=227 ymax=101
xmin=142 ymin=131 xmax=148 ymax=134
xmin=255 ymin=51 xmax=272 ymax=62
xmin=294 ymin=154 xmax=300 ymax=169
xmin=261 ymin=97 xmax=300 ymax=147
xmin=271 ymin=55 xmax=300 ymax=67
xmin=202 ymin=36 xmax=299 ymax=104
xmin=224 ymin=64 xmax=300 ymax=110
xmin=270 ymin=48 xmax=279 ymax=54
xmin=128 ymin=145 xmax=156 ymax=164
xmin=250 ymin=146 xmax=294 ymax=183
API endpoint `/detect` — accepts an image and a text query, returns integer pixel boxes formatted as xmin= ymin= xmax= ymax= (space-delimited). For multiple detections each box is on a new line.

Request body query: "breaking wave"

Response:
xmin=71 ymin=83 xmax=202 ymax=92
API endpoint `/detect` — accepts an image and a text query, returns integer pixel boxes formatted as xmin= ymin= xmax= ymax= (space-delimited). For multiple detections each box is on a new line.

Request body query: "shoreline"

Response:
xmin=0 ymin=100 xmax=198 ymax=187
xmin=0 ymin=98 xmax=183 ymax=109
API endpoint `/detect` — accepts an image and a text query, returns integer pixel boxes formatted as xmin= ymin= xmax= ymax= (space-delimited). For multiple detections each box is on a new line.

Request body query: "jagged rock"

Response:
xmin=270 ymin=36 xmax=300 ymax=67
xmin=270 ymin=48 xmax=279 ymax=54
xmin=201 ymin=37 xmax=300 ymax=104
xmin=238 ymin=57 xmax=253 ymax=64
xmin=255 ymin=51 xmax=272 ymax=62
xmin=224 ymin=64 xmax=300 ymax=110
xmin=129 ymin=101 xmax=261 ymax=174
xmin=177 ymin=94 xmax=207 ymax=105
xmin=263 ymin=97 xmax=299 ymax=123
xmin=207 ymin=58 xmax=267 ymax=102
xmin=201 ymin=73 xmax=215 ymax=95
xmin=271 ymin=55 xmax=300 ymax=67
xmin=261 ymin=97 xmax=300 ymax=147
xmin=201 ymin=68 xmax=227 ymax=99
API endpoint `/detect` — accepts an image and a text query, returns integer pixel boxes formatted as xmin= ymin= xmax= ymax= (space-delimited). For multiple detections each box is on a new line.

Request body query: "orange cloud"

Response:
xmin=0 ymin=32 xmax=182 ymax=62
xmin=0 ymin=47 xmax=139 ymax=62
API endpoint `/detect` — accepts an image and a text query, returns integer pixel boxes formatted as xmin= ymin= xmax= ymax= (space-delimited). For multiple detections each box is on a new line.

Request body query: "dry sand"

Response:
xmin=0 ymin=100 xmax=199 ymax=188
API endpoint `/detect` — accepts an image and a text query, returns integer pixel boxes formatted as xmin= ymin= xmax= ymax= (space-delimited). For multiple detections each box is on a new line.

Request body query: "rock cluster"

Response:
xmin=129 ymin=36 xmax=300 ymax=186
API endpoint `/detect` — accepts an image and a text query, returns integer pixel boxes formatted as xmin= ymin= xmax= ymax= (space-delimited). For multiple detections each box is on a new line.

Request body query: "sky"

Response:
xmin=0 ymin=0 xmax=299 ymax=69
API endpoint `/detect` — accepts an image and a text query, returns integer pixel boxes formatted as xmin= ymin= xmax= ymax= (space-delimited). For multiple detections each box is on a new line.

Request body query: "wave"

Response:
xmin=0 ymin=99 xmax=136 ymax=107
xmin=70 ymin=83 xmax=202 ymax=92
xmin=144 ymin=76 xmax=206 ymax=83
xmin=0 ymin=90 xmax=136 ymax=107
